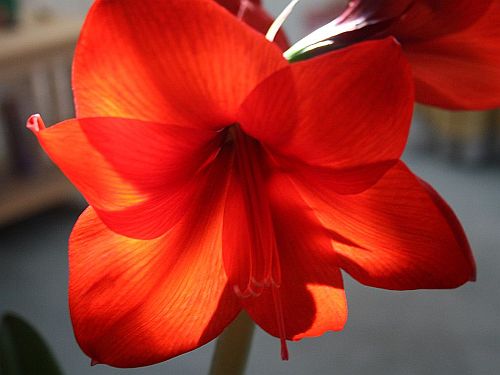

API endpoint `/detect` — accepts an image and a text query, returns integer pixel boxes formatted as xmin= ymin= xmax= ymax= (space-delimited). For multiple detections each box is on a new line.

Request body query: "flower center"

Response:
xmin=225 ymin=125 xmax=289 ymax=360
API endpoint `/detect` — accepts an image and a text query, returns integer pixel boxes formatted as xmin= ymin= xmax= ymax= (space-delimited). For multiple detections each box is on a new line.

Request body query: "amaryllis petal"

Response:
xmin=391 ymin=0 xmax=493 ymax=42
xmin=403 ymin=1 xmax=500 ymax=109
xmin=69 ymin=151 xmax=240 ymax=367
xmin=239 ymin=38 xmax=413 ymax=192
xmin=73 ymin=0 xmax=286 ymax=128
xmin=333 ymin=0 xmax=492 ymax=42
xmin=304 ymin=0 xmax=499 ymax=109
xmin=243 ymin=172 xmax=347 ymax=341
xmin=215 ymin=0 xmax=289 ymax=50
xmin=417 ymin=177 xmax=476 ymax=276
xmin=294 ymin=161 xmax=475 ymax=290
xmin=29 ymin=116 xmax=220 ymax=239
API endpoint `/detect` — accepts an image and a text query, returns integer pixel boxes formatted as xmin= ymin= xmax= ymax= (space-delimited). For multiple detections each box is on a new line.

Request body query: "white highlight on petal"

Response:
xmin=283 ymin=18 xmax=366 ymax=60
xmin=300 ymin=40 xmax=335 ymax=54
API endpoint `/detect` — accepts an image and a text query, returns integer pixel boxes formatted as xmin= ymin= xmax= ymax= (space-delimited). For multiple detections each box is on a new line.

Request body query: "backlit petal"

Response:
xmin=31 ymin=117 xmax=220 ymax=239
xmin=74 ymin=0 xmax=286 ymax=128
xmin=69 ymin=151 xmax=240 ymax=367
xmin=293 ymin=161 xmax=475 ymax=290
xmin=392 ymin=0 xmax=492 ymax=42
xmin=403 ymin=1 xmax=500 ymax=109
xmin=331 ymin=0 xmax=491 ymax=42
xmin=239 ymin=38 xmax=413 ymax=192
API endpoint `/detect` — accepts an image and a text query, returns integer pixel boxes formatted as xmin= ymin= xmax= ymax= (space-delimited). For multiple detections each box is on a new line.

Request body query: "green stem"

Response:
xmin=209 ymin=312 xmax=255 ymax=375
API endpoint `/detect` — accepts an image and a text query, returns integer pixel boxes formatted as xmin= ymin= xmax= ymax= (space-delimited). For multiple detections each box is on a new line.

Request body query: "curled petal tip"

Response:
xmin=26 ymin=114 xmax=46 ymax=133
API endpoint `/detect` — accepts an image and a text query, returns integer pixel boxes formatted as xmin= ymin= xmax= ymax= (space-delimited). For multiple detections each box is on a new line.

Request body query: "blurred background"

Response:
xmin=0 ymin=0 xmax=499 ymax=374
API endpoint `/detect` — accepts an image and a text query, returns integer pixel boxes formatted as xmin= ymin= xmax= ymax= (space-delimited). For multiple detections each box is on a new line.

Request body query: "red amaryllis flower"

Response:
xmin=28 ymin=0 xmax=475 ymax=368
xmin=299 ymin=0 xmax=500 ymax=110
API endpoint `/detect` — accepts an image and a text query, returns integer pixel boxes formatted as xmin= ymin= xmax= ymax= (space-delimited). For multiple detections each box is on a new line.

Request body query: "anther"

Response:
xmin=233 ymin=284 xmax=260 ymax=299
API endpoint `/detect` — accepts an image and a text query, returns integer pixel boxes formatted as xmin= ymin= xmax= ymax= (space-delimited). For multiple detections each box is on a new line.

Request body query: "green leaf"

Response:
xmin=0 ymin=313 xmax=64 ymax=375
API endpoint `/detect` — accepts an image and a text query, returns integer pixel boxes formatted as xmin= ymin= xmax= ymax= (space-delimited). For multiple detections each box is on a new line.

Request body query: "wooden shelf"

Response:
xmin=0 ymin=16 xmax=84 ymax=226
xmin=0 ymin=169 xmax=80 ymax=226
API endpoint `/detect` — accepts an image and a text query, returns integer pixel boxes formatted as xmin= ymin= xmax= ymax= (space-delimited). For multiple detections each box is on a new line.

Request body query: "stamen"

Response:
xmin=229 ymin=125 xmax=289 ymax=360
xmin=250 ymin=277 xmax=271 ymax=288
xmin=266 ymin=0 xmax=301 ymax=42
xmin=233 ymin=284 xmax=259 ymax=299
xmin=232 ymin=127 xmax=275 ymax=293
xmin=237 ymin=0 xmax=252 ymax=20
